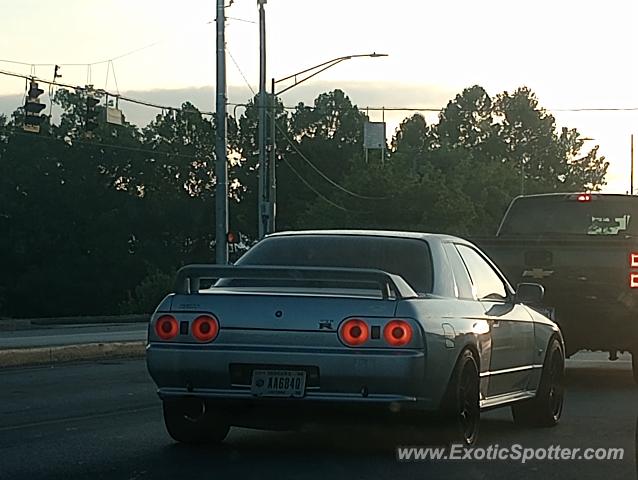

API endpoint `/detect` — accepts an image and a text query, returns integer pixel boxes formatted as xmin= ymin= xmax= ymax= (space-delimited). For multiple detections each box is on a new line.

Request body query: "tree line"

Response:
xmin=0 ymin=85 xmax=608 ymax=317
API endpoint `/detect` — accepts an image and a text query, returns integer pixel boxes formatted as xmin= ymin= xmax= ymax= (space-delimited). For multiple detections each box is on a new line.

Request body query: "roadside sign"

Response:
xmin=106 ymin=107 xmax=123 ymax=126
xmin=364 ymin=121 xmax=386 ymax=149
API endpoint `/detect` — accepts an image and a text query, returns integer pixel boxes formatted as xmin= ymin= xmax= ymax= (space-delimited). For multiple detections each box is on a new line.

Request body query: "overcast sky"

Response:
xmin=1 ymin=0 xmax=636 ymax=192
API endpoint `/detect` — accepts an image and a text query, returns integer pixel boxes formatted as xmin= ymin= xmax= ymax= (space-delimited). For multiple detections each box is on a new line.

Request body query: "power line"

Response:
xmin=4 ymin=67 xmax=635 ymax=118
xmin=280 ymin=155 xmax=368 ymax=213
xmin=1 ymin=41 xmax=162 ymax=68
xmin=224 ymin=53 xmax=386 ymax=202
xmin=224 ymin=45 xmax=378 ymax=209
xmin=0 ymin=58 xmax=108 ymax=68
xmin=0 ymin=126 xmax=211 ymax=160
xmin=0 ymin=20 xmax=214 ymax=84
xmin=274 ymin=121 xmax=388 ymax=200
xmin=227 ymin=48 xmax=256 ymax=96
xmin=227 ymin=101 xmax=638 ymax=114
xmin=552 ymin=107 xmax=638 ymax=112
xmin=0 ymin=59 xmax=47 ymax=67
xmin=226 ymin=17 xmax=257 ymax=24
xmin=0 ymin=68 xmax=215 ymax=117
xmin=103 ymin=41 xmax=163 ymax=64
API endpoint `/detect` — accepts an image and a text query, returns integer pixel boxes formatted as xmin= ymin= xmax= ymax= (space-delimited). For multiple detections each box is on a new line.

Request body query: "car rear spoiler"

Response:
xmin=173 ymin=264 xmax=418 ymax=300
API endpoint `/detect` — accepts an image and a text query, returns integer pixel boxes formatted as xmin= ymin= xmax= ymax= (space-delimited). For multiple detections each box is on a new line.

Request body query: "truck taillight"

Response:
xmin=631 ymin=253 xmax=638 ymax=268
xmin=631 ymin=274 xmax=638 ymax=289
xmin=577 ymin=194 xmax=591 ymax=202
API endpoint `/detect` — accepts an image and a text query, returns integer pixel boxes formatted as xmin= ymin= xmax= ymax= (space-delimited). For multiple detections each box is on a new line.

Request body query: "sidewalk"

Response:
xmin=0 ymin=323 xmax=147 ymax=349
xmin=0 ymin=319 xmax=148 ymax=368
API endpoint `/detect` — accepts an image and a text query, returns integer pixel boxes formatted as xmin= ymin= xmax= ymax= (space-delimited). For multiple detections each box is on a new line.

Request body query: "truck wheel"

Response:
xmin=440 ymin=349 xmax=480 ymax=446
xmin=511 ymin=338 xmax=564 ymax=427
xmin=163 ymin=398 xmax=230 ymax=444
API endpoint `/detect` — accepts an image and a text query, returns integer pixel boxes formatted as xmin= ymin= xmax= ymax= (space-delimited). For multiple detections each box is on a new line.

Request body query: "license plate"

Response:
xmin=250 ymin=370 xmax=306 ymax=398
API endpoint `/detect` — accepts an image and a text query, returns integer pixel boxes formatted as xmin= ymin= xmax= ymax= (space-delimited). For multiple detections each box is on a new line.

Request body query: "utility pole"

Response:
xmin=632 ymin=134 xmax=635 ymax=196
xmin=215 ymin=0 xmax=228 ymax=264
xmin=257 ymin=0 xmax=269 ymax=239
xmin=269 ymin=77 xmax=276 ymax=233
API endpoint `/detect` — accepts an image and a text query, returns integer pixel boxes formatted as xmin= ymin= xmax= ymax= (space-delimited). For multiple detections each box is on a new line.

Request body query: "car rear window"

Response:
xmin=499 ymin=195 xmax=638 ymax=237
xmin=236 ymin=235 xmax=434 ymax=294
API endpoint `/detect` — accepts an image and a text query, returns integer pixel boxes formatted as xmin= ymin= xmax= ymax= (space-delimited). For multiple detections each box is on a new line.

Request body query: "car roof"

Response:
xmin=266 ymin=229 xmax=471 ymax=246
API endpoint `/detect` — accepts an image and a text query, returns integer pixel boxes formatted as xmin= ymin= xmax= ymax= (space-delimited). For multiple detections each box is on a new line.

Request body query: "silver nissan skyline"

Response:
xmin=146 ymin=230 xmax=565 ymax=446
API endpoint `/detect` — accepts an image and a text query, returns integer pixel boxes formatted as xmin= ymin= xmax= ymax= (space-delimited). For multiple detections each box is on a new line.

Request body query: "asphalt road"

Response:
xmin=0 ymin=354 xmax=636 ymax=480
xmin=0 ymin=323 xmax=147 ymax=349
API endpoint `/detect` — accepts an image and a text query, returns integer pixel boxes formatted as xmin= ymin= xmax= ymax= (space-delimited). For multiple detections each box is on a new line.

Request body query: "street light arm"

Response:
xmin=275 ymin=56 xmax=350 ymax=85
xmin=274 ymin=52 xmax=388 ymax=95
xmin=275 ymin=58 xmax=347 ymax=96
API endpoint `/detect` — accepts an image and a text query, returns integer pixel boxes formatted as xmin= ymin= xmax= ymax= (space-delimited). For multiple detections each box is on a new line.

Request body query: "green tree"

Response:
xmin=279 ymin=90 xmax=367 ymax=229
xmin=493 ymin=87 xmax=608 ymax=193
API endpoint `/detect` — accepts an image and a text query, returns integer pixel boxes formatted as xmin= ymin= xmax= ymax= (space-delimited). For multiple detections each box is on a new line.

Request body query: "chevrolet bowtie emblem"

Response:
xmin=522 ymin=268 xmax=554 ymax=279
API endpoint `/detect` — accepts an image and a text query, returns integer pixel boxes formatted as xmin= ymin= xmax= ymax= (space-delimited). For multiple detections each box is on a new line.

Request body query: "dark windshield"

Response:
xmin=236 ymin=235 xmax=433 ymax=294
xmin=499 ymin=195 xmax=638 ymax=237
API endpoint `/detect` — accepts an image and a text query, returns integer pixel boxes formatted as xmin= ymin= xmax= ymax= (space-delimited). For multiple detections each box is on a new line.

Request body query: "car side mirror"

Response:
xmin=515 ymin=283 xmax=544 ymax=305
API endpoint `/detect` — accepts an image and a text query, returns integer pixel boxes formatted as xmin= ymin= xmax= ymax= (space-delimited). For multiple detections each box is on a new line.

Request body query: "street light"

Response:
xmin=258 ymin=52 xmax=388 ymax=237
xmin=274 ymin=53 xmax=389 ymax=96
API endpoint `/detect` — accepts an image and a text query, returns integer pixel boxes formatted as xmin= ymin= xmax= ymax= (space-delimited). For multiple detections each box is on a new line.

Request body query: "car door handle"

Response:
xmin=492 ymin=320 xmax=500 ymax=328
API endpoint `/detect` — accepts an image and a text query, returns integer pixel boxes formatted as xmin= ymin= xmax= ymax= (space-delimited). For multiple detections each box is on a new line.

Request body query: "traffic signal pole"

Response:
xmin=215 ymin=0 xmax=229 ymax=264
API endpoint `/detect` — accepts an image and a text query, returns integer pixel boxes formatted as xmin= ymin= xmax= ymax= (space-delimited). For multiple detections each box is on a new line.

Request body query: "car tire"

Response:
xmin=511 ymin=338 xmax=564 ymax=427
xmin=439 ymin=349 xmax=480 ymax=446
xmin=162 ymin=398 xmax=230 ymax=444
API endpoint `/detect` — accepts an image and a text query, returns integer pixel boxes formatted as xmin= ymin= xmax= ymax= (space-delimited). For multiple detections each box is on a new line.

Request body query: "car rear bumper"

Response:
xmin=162 ymin=395 xmax=436 ymax=430
xmin=146 ymin=342 xmax=435 ymax=411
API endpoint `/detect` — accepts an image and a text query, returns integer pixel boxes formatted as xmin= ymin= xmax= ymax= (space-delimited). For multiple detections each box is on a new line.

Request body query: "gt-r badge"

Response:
xmin=318 ymin=320 xmax=334 ymax=330
xmin=522 ymin=268 xmax=554 ymax=279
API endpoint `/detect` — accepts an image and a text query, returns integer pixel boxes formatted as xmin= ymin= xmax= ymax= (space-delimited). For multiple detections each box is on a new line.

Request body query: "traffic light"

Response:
xmin=23 ymin=81 xmax=46 ymax=133
xmin=85 ymin=93 xmax=100 ymax=134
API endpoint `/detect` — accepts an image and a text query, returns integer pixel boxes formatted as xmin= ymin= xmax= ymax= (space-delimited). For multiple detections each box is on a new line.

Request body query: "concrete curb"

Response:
xmin=0 ymin=315 xmax=149 ymax=331
xmin=0 ymin=341 xmax=146 ymax=368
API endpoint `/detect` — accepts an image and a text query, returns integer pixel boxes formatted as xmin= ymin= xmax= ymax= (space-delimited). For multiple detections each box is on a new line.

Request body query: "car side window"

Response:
xmin=442 ymin=243 xmax=474 ymax=299
xmin=455 ymin=244 xmax=508 ymax=301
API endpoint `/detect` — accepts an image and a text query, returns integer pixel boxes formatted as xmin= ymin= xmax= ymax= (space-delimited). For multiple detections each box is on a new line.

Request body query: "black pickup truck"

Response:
xmin=472 ymin=193 xmax=638 ymax=382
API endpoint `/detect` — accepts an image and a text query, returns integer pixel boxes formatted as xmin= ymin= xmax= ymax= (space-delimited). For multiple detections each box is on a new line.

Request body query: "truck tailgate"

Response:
xmin=479 ymin=237 xmax=637 ymax=307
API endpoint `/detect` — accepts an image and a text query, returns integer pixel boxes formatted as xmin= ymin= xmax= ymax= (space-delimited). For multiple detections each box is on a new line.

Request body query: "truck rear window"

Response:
xmin=499 ymin=195 xmax=638 ymax=237
xmin=236 ymin=235 xmax=433 ymax=294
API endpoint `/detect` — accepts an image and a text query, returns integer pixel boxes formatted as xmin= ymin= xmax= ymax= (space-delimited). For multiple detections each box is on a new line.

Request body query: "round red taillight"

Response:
xmin=340 ymin=319 xmax=369 ymax=346
xmin=383 ymin=320 xmax=413 ymax=347
xmin=155 ymin=315 xmax=179 ymax=340
xmin=192 ymin=315 xmax=219 ymax=342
